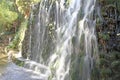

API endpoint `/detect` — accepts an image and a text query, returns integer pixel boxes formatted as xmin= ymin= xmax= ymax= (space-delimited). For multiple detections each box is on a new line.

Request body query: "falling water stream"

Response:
xmin=22 ymin=0 xmax=99 ymax=80
xmin=0 ymin=0 xmax=101 ymax=80
xmin=0 ymin=0 xmax=100 ymax=79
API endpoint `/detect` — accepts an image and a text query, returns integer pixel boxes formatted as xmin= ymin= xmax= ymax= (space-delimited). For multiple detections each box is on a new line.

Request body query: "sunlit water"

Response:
xmin=24 ymin=0 xmax=99 ymax=80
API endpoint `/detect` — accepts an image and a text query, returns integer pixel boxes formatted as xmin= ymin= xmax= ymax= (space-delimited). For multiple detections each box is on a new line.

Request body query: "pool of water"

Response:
xmin=0 ymin=63 xmax=47 ymax=80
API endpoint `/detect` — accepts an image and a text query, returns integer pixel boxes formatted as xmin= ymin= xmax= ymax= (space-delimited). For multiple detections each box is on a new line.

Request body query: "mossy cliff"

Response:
xmin=98 ymin=0 xmax=120 ymax=80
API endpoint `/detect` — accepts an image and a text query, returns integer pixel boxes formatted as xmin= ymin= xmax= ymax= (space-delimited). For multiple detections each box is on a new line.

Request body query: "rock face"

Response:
xmin=22 ymin=25 xmax=30 ymax=58
xmin=22 ymin=3 xmax=55 ymax=62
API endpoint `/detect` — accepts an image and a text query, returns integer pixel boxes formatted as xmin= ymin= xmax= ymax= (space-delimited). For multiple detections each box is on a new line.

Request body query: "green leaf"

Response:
xmin=111 ymin=61 xmax=120 ymax=68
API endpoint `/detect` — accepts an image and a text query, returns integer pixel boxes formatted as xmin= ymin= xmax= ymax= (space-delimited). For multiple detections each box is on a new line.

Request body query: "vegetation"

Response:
xmin=0 ymin=0 xmax=41 ymax=66
xmin=98 ymin=0 xmax=120 ymax=80
xmin=0 ymin=0 xmax=18 ymax=33
xmin=0 ymin=0 xmax=119 ymax=80
xmin=0 ymin=0 xmax=41 ymax=53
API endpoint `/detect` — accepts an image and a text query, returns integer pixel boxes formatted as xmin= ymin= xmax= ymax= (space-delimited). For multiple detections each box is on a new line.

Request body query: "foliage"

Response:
xmin=6 ymin=19 xmax=28 ymax=50
xmin=16 ymin=0 xmax=41 ymax=18
xmin=100 ymin=51 xmax=120 ymax=80
xmin=13 ymin=59 xmax=25 ymax=66
xmin=0 ymin=0 xmax=119 ymax=79
xmin=5 ymin=0 xmax=42 ymax=51
xmin=98 ymin=33 xmax=110 ymax=40
xmin=98 ymin=0 xmax=120 ymax=80
xmin=0 ymin=0 xmax=18 ymax=33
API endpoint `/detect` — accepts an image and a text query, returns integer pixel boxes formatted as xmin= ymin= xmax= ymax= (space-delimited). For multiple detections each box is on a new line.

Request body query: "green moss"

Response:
xmin=6 ymin=19 xmax=28 ymax=51
xmin=13 ymin=59 xmax=25 ymax=67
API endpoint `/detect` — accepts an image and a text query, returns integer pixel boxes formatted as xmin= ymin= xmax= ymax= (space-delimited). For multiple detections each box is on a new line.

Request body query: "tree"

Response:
xmin=0 ymin=0 xmax=18 ymax=33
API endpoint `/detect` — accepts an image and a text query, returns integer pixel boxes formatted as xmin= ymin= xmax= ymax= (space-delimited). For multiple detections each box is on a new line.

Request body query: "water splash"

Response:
xmin=24 ymin=0 xmax=99 ymax=80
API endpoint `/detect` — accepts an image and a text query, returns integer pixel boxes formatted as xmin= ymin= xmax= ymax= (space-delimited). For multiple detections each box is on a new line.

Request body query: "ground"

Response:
xmin=0 ymin=63 xmax=45 ymax=80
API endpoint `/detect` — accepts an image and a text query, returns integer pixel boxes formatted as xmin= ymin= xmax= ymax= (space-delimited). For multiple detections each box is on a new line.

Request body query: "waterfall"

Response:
xmin=23 ymin=0 xmax=99 ymax=80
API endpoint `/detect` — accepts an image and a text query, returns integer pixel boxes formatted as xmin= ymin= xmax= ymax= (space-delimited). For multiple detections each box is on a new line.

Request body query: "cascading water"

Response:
xmin=23 ymin=0 xmax=99 ymax=80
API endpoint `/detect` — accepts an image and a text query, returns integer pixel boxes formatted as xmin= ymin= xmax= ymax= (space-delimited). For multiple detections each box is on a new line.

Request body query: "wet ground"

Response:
xmin=0 ymin=63 xmax=46 ymax=80
xmin=0 ymin=54 xmax=45 ymax=80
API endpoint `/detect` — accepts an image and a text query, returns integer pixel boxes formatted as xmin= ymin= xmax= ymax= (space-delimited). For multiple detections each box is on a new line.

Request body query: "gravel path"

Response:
xmin=0 ymin=63 xmax=46 ymax=80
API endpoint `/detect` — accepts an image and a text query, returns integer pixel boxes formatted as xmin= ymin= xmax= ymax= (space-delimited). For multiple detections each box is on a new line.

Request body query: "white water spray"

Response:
xmin=24 ymin=0 xmax=99 ymax=80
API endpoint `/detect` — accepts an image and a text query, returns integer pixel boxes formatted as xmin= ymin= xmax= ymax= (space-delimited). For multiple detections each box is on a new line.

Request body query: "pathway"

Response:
xmin=0 ymin=63 xmax=46 ymax=80
xmin=0 ymin=54 xmax=46 ymax=80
